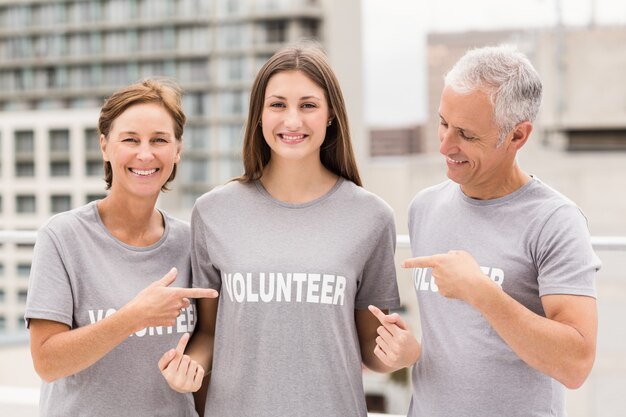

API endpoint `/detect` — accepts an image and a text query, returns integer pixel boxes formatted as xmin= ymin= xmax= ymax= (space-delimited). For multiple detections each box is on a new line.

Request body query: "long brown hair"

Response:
xmin=238 ymin=42 xmax=362 ymax=186
xmin=98 ymin=78 xmax=186 ymax=191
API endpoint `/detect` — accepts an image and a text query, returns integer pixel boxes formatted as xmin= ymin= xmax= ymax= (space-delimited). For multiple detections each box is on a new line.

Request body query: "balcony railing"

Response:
xmin=1 ymin=231 xmax=624 ymax=416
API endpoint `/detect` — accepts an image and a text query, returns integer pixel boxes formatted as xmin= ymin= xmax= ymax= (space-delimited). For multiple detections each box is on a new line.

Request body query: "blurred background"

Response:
xmin=0 ymin=0 xmax=625 ymax=415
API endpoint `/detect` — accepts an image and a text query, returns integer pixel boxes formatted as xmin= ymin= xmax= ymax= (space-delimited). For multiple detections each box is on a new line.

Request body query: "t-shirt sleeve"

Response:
xmin=536 ymin=204 xmax=600 ymax=297
xmin=355 ymin=207 xmax=401 ymax=310
xmin=191 ymin=204 xmax=222 ymax=291
xmin=24 ymin=227 xmax=74 ymax=328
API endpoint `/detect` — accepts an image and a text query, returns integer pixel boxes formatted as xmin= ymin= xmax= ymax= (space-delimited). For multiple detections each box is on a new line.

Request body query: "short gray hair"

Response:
xmin=444 ymin=45 xmax=542 ymax=144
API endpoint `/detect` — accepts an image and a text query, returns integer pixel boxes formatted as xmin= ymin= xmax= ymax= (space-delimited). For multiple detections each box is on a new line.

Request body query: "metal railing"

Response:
xmin=2 ymin=230 xmax=626 ymax=250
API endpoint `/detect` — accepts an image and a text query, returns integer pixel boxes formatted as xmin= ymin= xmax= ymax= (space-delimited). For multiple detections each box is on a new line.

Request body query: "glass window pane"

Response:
xmin=51 ymin=195 xmax=72 ymax=213
xmin=16 ymin=195 xmax=36 ymax=213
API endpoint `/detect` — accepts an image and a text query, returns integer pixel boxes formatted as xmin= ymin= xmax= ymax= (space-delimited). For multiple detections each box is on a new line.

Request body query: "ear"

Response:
xmin=175 ymin=139 xmax=182 ymax=164
xmin=100 ymin=134 xmax=109 ymax=161
xmin=510 ymin=121 xmax=533 ymax=151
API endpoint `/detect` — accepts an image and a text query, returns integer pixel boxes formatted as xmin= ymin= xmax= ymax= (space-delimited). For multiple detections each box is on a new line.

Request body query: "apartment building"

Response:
xmin=0 ymin=0 xmax=365 ymax=331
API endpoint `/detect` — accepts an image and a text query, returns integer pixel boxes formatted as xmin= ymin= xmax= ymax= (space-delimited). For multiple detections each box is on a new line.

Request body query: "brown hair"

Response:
xmin=238 ymin=42 xmax=362 ymax=186
xmin=98 ymin=78 xmax=186 ymax=191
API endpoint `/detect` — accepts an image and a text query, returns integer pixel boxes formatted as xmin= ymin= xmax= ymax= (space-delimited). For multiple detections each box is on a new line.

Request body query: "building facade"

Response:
xmin=0 ymin=0 xmax=366 ymax=329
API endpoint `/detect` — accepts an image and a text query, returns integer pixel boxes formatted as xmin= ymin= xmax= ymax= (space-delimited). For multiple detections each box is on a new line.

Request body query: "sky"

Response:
xmin=362 ymin=0 xmax=626 ymax=127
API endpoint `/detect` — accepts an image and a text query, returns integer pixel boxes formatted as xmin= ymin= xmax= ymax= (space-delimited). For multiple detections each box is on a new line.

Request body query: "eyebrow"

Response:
xmin=118 ymin=131 xmax=171 ymax=136
xmin=265 ymin=94 xmax=322 ymax=101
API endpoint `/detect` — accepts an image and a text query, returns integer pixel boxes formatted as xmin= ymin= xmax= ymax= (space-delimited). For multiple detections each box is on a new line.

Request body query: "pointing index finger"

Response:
xmin=176 ymin=288 xmax=219 ymax=299
xmin=368 ymin=305 xmax=400 ymax=330
xmin=175 ymin=332 xmax=190 ymax=355
xmin=402 ymin=256 xmax=437 ymax=269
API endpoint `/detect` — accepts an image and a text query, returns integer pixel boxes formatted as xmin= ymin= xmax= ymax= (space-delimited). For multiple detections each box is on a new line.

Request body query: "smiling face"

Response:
xmin=261 ymin=70 xmax=331 ymax=165
xmin=438 ymin=86 xmax=523 ymax=199
xmin=100 ymin=102 xmax=181 ymax=200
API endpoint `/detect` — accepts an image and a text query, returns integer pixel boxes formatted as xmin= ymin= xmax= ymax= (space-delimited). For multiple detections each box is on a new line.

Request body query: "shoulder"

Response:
xmin=162 ymin=211 xmax=191 ymax=241
xmin=195 ymin=180 xmax=252 ymax=208
xmin=521 ymin=177 xmax=585 ymax=220
xmin=409 ymin=180 xmax=455 ymax=210
xmin=40 ymin=202 xmax=96 ymax=236
xmin=341 ymin=180 xmax=394 ymax=217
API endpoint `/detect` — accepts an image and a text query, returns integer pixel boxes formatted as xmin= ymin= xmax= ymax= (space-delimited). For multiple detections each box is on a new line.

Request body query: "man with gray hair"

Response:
xmin=368 ymin=45 xmax=600 ymax=416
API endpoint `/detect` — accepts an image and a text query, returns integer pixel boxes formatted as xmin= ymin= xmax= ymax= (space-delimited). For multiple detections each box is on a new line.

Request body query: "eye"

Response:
xmin=459 ymin=130 xmax=476 ymax=141
xmin=439 ymin=119 xmax=448 ymax=127
xmin=301 ymin=103 xmax=317 ymax=109
xmin=122 ymin=137 xmax=138 ymax=143
xmin=269 ymin=102 xmax=285 ymax=108
xmin=152 ymin=137 xmax=168 ymax=143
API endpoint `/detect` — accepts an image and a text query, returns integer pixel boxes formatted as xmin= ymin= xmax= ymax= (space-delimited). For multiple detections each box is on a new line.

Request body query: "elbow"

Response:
xmin=33 ymin=363 xmax=58 ymax=383
xmin=31 ymin=355 xmax=63 ymax=383
xmin=558 ymin=352 xmax=596 ymax=390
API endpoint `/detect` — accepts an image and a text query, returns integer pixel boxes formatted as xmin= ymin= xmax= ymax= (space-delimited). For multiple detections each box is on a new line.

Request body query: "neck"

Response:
xmin=461 ymin=163 xmax=531 ymax=200
xmin=260 ymin=158 xmax=338 ymax=204
xmin=97 ymin=190 xmax=164 ymax=246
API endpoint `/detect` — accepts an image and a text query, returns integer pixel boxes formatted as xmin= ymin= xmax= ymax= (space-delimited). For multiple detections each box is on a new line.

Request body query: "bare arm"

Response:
xmin=30 ymin=268 xmax=218 ymax=382
xmin=403 ymin=251 xmax=597 ymax=388
xmin=471 ymin=284 xmax=597 ymax=388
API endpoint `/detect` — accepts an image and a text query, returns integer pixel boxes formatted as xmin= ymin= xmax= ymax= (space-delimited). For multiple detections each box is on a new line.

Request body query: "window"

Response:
xmin=18 ymin=289 xmax=28 ymax=303
xmin=219 ymin=91 xmax=247 ymax=116
xmin=104 ymin=31 xmax=128 ymax=55
xmin=15 ymin=162 xmax=35 ymax=177
xmin=0 ymin=263 xmax=4 ymax=276
xmin=17 ymin=263 xmax=31 ymax=277
xmin=177 ymin=27 xmax=210 ymax=52
xmin=219 ymin=157 xmax=242 ymax=182
xmin=15 ymin=130 xmax=34 ymax=154
xmin=86 ymin=160 xmax=103 ymax=176
xmin=105 ymin=0 xmax=132 ymax=21
xmin=180 ymin=159 xmax=210 ymax=183
xmin=16 ymin=195 xmax=36 ymax=213
xmin=103 ymin=64 xmax=130 ymax=87
xmin=182 ymin=93 xmax=205 ymax=117
xmin=50 ymin=129 xmax=70 ymax=152
xmin=264 ymin=20 xmax=287 ymax=44
xmin=300 ymin=19 xmax=319 ymax=39
xmin=0 ymin=316 xmax=5 ymax=331
xmin=86 ymin=194 xmax=107 ymax=204
xmin=218 ymin=25 xmax=247 ymax=49
xmin=140 ymin=28 xmax=175 ymax=52
xmin=186 ymin=126 xmax=209 ymax=150
xmin=219 ymin=124 xmax=243 ymax=151
xmin=50 ymin=161 xmax=70 ymax=177
xmin=0 ymin=289 xmax=4 ymax=302
xmin=85 ymin=128 xmax=100 ymax=152
xmin=178 ymin=60 xmax=209 ymax=83
xmin=51 ymin=195 xmax=72 ymax=214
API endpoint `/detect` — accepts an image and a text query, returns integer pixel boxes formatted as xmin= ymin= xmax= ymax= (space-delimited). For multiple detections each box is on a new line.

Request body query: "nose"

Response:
xmin=284 ymin=108 xmax=302 ymax=130
xmin=137 ymin=142 xmax=155 ymax=162
xmin=438 ymin=125 xmax=459 ymax=156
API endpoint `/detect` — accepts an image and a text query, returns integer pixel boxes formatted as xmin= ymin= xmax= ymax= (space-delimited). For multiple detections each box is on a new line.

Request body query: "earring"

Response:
xmin=258 ymin=120 xmax=262 ymax=127
xmin=327 ymin=119 xmax=332 ymax=126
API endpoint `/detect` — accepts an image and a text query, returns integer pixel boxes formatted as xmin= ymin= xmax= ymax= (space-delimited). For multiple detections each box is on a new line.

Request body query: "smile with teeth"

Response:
xmin=130 ymin=168 xmax=158 ymax=176
xmin=447 ymin=157 xmax=467 ymax=164
xmin=279 ymin=133 xmax=306 ymax=142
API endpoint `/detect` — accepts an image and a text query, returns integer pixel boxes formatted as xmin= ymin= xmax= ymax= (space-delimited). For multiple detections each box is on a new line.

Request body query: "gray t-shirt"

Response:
xmin=192 ymin=178 xmax=400 ymax=417
xmin=25 ymin=201 xmax=197 ymax=417
xmin=407 ymin=178 xmax=600 ymax=417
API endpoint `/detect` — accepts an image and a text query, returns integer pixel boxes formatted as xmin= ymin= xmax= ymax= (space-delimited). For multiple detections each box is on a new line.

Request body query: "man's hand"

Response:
xmin=402 ymin=250 xmax=495 ymax=303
